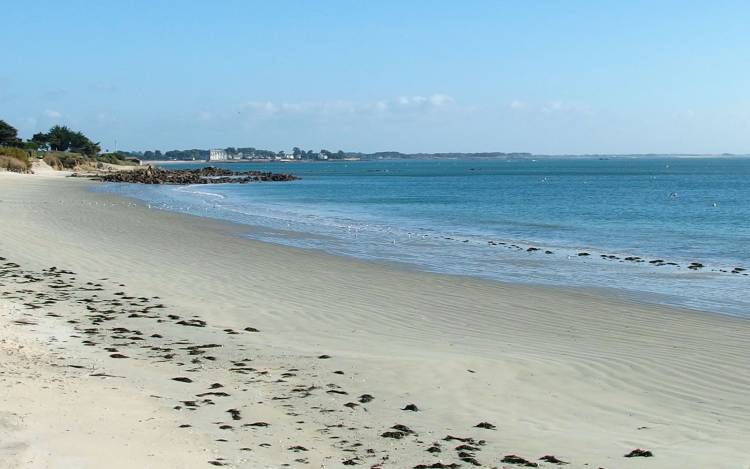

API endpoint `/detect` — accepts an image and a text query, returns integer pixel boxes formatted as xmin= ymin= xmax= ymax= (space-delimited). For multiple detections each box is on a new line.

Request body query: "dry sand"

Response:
xmin=0 ymin=172 xmax=748 ymax=469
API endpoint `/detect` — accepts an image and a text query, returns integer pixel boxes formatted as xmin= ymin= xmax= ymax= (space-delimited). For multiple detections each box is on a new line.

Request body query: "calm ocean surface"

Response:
xmin=99 ymin=157 xmax=750 ymax=316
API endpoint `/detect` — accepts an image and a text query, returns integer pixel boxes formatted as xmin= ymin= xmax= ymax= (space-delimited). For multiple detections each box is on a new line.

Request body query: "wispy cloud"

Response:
xmin=509 ymin=99 xmax=592 ymax=115
xmin=541 ymin=100 xmax=566 ymax=113
xmin=396 ymin=94 xmax=454 ymax=107
xmin=44 ymin=109 xmax=62 ymax=118
xmin=236 ymin=94 xmax=457 ymax=119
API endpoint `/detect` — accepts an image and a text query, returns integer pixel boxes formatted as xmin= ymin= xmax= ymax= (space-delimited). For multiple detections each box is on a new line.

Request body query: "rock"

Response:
xmin=501 ymin=455 xmax=538 ymax=467
xmin=455 ymin=444 xmax=480 ymax=451
xmin=474 ymin=421 xmax=496 ymax=430
xmin=94 ymin=166 xmax=300 ymax=185
xmin=539 ymin=455 xmax=568 ymax=464
xmin=413 ymin=463 xmax=461 ymax=469
xmin=402 ymin=404 xmax=419 ymax=411
xmin=391 ymin=424 xmax=415 ymax=434
xmin=624 ymin=449 xmax=653 ymax=458
xmin=358 ymin=394 xmax=374 ymax=403
xmin=443 ymin=435 xmax=483 ymax=444
xmin=176 ymin=319 xmax=207 ymax=327
xmin=172 ymin=377 xmax=193 ymax=383
xmin=317 ymin=354 xmax=331 ymax=359
xmin=460 ymin=456 xmax=481 ymax=466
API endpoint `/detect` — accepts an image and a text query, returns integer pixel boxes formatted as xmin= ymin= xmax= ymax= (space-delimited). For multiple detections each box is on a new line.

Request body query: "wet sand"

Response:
xmin=1 ymin=172 xmax=749 ymax=468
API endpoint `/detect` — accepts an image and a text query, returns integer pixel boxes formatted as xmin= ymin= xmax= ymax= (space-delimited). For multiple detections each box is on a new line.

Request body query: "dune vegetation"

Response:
xmin=0 ymin=146 xmax=32 ymax=172
xmin=0 ymin=119 xmax=136 ymax=173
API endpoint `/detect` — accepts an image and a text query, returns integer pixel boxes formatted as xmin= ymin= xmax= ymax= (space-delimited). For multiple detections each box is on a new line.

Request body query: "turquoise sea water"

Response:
xmin=99 ymin=157 xmax=750 ymax=316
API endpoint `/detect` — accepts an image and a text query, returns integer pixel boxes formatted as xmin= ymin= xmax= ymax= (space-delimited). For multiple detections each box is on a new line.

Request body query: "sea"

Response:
xmin=97 ymin=157 xmax=750 ymax=317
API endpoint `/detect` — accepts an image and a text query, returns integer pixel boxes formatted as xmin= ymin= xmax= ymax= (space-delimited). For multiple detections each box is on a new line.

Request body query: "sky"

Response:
xmin=2 ymin=1 xmax=750 ymax=154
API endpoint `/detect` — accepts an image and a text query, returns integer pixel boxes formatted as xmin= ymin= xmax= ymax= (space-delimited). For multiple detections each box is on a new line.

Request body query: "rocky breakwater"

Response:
xmin=91 ymin=166 xmax=299 ymax=184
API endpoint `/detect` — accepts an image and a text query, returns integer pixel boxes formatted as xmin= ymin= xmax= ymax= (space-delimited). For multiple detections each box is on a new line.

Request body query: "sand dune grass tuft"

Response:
xmin=0 ymin=147 xmax=32 ymax=172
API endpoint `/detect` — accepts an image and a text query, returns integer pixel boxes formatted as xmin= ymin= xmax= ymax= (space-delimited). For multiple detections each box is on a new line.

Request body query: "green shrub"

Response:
xmin=96 ymin=152 xmax=137 ymax=166
xmin=42 ymin=151 xmax=86 ymax=169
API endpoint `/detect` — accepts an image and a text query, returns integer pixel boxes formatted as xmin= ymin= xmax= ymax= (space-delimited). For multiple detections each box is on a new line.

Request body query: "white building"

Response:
xmin=208 ymin=149 xmax=228 ymax=161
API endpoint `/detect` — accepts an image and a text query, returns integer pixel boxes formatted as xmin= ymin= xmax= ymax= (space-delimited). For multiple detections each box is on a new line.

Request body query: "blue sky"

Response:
xmin=2 ymin=1 xmax=749 ymax=154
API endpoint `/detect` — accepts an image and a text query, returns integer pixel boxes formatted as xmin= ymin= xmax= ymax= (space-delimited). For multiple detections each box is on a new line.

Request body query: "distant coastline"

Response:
xmin=143 ymin=153 xmax=750 ymax=164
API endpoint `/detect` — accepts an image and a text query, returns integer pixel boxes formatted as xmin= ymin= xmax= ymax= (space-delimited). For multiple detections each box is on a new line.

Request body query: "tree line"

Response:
xmin=0 ymin=119 xmax=101 ymax=156
xmin=134 ymin=146 xmax=349 ymax=160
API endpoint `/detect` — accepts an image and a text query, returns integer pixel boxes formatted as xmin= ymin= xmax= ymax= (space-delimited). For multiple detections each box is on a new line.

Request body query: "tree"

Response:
xmin=33 ymin=125 xmax=101 ymax=156
xmin=31 ymin=132 xmax=49 ymax=149
xmin=0 ymin=120 xmax=20 ymax=147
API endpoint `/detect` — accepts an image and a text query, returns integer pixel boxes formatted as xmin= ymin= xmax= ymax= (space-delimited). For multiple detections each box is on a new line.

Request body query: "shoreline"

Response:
xmin=99 ymin=178 xmax=750 ymax=318
xmin=98 ymin=187 xmax=750 ymax=321
xmin=2 ymin=172 xmax=749 ymax=468
xmin=94 ymin=181 xmax=709 ymax=320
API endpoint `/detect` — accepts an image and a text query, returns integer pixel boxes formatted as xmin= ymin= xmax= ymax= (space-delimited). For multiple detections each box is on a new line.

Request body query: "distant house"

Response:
xmin=208 ymin=149 xmax=228 ymax=161
xmin=317 ymin=153 xmax=328 ymax=160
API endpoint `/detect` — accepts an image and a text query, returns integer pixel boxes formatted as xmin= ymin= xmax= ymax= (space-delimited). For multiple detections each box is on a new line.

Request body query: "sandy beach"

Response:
xmin=1 ymin=172 xmax=748 ymax=469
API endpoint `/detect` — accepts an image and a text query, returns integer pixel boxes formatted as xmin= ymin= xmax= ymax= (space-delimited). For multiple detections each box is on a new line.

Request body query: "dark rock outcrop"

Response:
xmin=91 ymin=166 xmax=299 ymax=185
